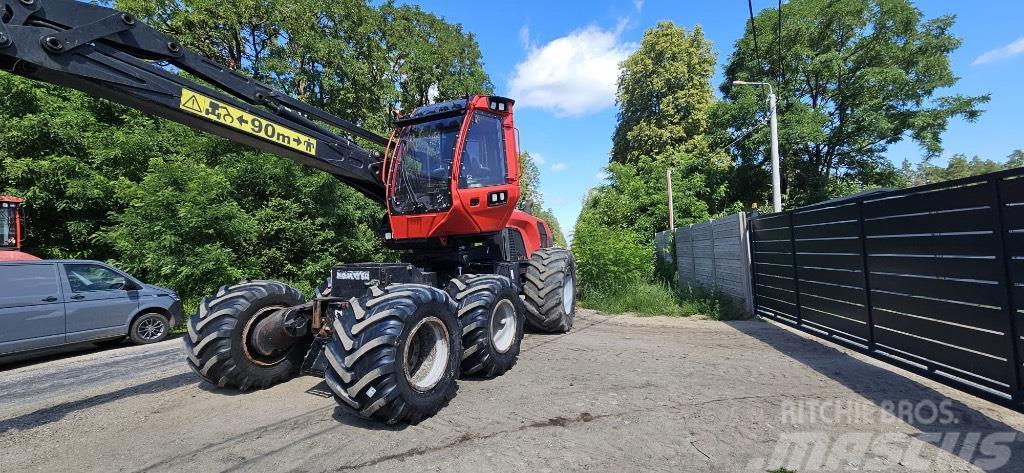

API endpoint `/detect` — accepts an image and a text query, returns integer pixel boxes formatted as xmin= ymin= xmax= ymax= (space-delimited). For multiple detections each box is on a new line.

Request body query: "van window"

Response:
xmin=64 ymin=264 xmax=127 ymax=292
xmin=0 ymin=264 xmax=58 ymax=297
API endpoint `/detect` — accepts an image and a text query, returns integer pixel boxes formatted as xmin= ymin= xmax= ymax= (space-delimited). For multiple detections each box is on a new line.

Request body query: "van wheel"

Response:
xmin=129 ymin=313 xmax=170 ymax=344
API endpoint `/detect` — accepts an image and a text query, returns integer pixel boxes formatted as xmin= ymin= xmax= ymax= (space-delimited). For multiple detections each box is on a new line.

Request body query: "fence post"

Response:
xmin=738 ymin=212 xmax=754 ymax=314
xmin=856 ymin=201 xmax=877 ymax=352
xmin=748 ymin=213 xmax=760 ymax=317
xmin=989 ymin=177 xmax=1023 ymax=404
xmin=787 ymin=211 xmax=802 ymax=325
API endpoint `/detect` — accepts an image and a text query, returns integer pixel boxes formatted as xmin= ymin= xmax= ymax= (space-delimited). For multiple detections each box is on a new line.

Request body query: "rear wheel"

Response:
xmin=522 ymin=248 xmax=577 ymax=333
xmin=184 ymin=280 xmax=308 ymax=391
xmin=323 ymin=284 xmax=462 ymax=424
xmin=447 ymin=274 xmax=525 ymax=378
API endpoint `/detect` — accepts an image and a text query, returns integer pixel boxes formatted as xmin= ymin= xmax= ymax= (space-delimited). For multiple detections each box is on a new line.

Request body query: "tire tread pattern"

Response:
xmin=522 ymin=248 xmax=576 ymax=333
xmin=184 ymin=280 xmax=304 ymax=391
xmin=447 ymin=274 xmax=523 ymax=378
xmin=324 ymin=284 xmax=460 ymax=424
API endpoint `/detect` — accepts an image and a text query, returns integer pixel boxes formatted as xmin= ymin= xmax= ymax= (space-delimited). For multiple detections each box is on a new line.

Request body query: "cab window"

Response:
xmin=458 ymin=112 xmax=507 ymax=188
xmin=64 ymin=264 xmax=128 ymax=292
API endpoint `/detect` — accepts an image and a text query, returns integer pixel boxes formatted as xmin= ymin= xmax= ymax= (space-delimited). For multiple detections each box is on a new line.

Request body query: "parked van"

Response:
xmin=0 ymin=260 xmax=183 ymax=356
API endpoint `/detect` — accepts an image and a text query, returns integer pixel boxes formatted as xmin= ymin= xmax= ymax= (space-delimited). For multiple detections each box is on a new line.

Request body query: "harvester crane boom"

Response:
xmin=0 ymin=0 xmax=388 ymax=202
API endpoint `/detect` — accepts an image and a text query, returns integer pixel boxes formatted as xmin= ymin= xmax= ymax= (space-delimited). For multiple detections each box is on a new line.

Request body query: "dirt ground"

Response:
xmin=1 ymin=309 xmax=1023 ymax=472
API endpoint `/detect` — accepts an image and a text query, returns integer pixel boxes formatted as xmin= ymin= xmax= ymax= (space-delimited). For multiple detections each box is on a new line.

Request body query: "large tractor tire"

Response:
xmin=185 ymin=280 xmax=308 ymax=391
xmin=324 ymin=284 xmax=462 ymax=424
xmin=522 ymin=248 xmax=577 ymax=333
xmin=447 ymin=274 xmax=525 ymax=378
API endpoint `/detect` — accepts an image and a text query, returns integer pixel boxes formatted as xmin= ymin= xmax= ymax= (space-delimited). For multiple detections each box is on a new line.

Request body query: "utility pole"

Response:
xmin=666 ymin=168 xmax=675 ymax=230
xmin=734 ymin=81 xmax=783 ymax=212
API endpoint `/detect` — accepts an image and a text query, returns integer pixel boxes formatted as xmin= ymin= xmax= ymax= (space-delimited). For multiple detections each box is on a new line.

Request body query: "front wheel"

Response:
xmin=522 ymin=248 xmax=577 ymax=333
xmin=184 ymin=280 xmax=308 ymax=391
xmin=447 ymin=274 xmax=525 ymax=378
xmin=129 ymin=312 xmax=170 ymax=344
xmin=324 ymin=284 xmax=462 ymax=424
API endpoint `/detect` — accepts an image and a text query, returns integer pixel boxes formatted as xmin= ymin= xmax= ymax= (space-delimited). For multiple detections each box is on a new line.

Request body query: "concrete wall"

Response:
xmin=673 ymin=213 xmax=753 ymax=313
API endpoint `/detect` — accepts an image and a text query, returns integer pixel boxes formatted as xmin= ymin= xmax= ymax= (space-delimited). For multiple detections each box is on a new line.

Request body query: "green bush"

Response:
xmin=571 ymin=219 xmax=653 ymax=291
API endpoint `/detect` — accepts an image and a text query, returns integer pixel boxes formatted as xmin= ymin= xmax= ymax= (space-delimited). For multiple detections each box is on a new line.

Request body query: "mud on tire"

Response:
xmin=324 ymin=284 xmax=462 ymax=424
xmin=522 ymin=248 xmax=577 ymax=333
xmin=185 ymin=280 xmax=307 ymax=391
xmin=447 ymin=274 xmax=525 ymax=378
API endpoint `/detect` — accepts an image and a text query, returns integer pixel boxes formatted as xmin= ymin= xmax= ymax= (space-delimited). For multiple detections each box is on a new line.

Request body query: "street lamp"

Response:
xmin=733 ymin=80 xmax=782 ymax=212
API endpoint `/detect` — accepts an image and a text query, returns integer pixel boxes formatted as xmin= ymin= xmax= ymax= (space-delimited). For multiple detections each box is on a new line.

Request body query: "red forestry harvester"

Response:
xmin=0 ymin=196 xmax=39 ymax=261
xmin=0 ymin=0 xmax=576 ymax=423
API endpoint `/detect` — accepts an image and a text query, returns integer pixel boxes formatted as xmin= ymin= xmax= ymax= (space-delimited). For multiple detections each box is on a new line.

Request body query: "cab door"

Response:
xmin=60 ymin=262 xmax=140 ymax=343
xmin=0 ymin=263 xmax=65 ymax=354
xmin=454 ymin=111 xmax=518 ymax=233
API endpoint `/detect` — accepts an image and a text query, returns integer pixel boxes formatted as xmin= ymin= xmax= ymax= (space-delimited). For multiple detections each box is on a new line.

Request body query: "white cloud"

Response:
xmin=973 ymin=36 xmax=1024 ymax=65
xmin=551 ymin=162 xmax=569 ymax=171
xmin=508 ymin=24 xmax=636 ymax=117
xmin=532 ymin=152 xmax=547 ymax=165
xmin=632 ymin=0 xmax=644 ymax=12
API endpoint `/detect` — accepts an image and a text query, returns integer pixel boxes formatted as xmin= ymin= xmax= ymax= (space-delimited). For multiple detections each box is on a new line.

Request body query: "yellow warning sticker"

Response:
xmin=178 ymin=88 xmax=317 ymax=156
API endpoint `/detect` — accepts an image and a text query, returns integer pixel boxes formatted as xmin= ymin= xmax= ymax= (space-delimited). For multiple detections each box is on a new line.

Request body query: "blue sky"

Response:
xmin=404 ymin=0 xmax=1024 ymax=238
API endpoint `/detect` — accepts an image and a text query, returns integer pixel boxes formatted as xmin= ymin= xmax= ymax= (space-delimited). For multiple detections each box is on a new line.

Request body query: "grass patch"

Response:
xmin=581 ymin=281 xmax=688 ymax=316
xmin=580 ymin=282 xmax=749 ymax=320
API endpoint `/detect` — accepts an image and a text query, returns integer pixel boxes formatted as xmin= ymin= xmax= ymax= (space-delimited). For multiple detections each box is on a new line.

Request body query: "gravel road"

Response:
xmin=2 ymin=310 xmax=1023 ymax=472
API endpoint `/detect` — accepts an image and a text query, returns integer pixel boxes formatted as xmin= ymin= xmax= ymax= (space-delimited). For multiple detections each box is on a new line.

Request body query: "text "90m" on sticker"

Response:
xmin=178 ymin=88 xmax=318 ymax=156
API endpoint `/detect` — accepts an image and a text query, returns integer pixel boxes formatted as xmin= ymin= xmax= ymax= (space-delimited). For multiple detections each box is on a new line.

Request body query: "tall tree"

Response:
xmin=721 ymin=0 xmax=989 ymax=207
xmin=611 ymin=22 xmax=717 ymax=165
xmin=575 ymin=21 xmax=735 ymax=290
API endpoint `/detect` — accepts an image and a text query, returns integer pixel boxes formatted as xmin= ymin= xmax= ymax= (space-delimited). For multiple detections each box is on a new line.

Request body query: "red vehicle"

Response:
xmin=0 ymin=0 xmax=576 ymax=424
xmin=0 ymin=196 xmax=38 ymax=262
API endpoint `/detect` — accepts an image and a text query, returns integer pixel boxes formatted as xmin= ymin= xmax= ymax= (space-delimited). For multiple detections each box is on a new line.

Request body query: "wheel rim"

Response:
xmin=403 ymin=316 xmax=450 ymax=392
xmin=562 ymin=272 xmax=575 ymax=314
xmin=490 ymin=299 xmax=517 ymax=353
xmin=241 ymin=305 xmax=289 ymax=366
xmin=137 ymin=316 xmax=165 ymax=341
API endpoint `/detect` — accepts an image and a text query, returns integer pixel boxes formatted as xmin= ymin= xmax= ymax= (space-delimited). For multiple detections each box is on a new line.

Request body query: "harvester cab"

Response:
xmin=0 ymin=196 xmax=38 ymax=261
xmin=386 ymin=96 xmax=520 ymax=240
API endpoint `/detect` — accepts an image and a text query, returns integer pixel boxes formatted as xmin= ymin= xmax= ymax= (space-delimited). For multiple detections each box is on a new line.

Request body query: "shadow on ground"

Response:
xmin=0 ymin=334 xmax=185 ymax=372
xmin=726 ymin=318 xmax=1024 ymax=472
xmin=0 ymin=372 xmax=195 ymax=433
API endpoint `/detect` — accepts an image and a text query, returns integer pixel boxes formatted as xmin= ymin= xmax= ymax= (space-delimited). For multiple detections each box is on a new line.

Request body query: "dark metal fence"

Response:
xmin=749 ymin=168 xmax=1024 ymax=405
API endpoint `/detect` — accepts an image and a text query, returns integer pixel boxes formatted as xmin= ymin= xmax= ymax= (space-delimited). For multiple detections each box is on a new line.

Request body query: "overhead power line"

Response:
xmin=747 ymin=0 xmax=762 ymax=70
